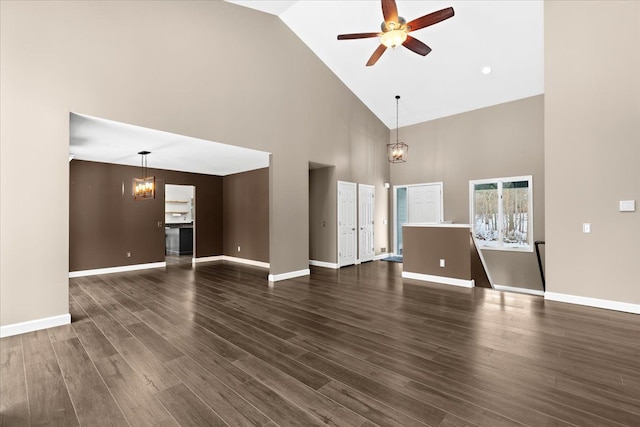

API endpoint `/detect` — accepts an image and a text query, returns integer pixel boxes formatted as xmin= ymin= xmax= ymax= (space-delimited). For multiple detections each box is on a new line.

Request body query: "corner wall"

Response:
xmin=390 ymin=95 xmax=545 ymax=290
xmin=545 ymin=1 xmax=640 ymax=305
xmin=309 ymin=166 xmax=337 ymax=264
xmin=0 ymin=1 xmax=388 ymax=327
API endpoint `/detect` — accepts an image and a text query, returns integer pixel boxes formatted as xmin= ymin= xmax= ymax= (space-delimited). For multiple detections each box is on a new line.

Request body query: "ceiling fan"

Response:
xmin=337 ymin=0 xmax=454 ymax=66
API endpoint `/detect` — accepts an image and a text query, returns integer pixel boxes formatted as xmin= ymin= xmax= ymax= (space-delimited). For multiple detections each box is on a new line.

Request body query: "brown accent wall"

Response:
xmin=390 ymin=95 xmax=545 ymax=290
xmin=70 ymin=160 xmax=222 ymax=271
xmin=403 ymin=226 xmax=471 ymax=280
xmin=223 ymin=168 xmax=269 ymax=263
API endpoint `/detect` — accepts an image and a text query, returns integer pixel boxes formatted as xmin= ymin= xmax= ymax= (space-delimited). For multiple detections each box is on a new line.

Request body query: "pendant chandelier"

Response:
xmin=133 ymin=150 xmax=155 ymax=200
xmin=387 ymin=95 xmax=408 ymax=163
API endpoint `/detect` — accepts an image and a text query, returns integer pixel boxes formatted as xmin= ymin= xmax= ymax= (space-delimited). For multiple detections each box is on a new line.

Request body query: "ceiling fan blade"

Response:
xmin=366 ymin=44 xmax=387 ymax=66
xmin=406 ymin=7 xmax=454 ymax=32
xmin=381 ymin=0 xmax=398 ymax=24
xmin=402 ymin=35 xmax=432 ymax=56
xmin=337 ymin=32 xmax=380 ymax=40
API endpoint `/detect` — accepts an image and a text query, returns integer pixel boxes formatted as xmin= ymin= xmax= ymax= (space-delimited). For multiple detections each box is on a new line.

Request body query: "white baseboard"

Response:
xmin=309 ymin=260 xmax=339 ymax=269
xmin=374 ymin=253 xmax=392 ymax=260
xmin=268 ymin=269 xmax=310 ymax=282
xmin=402 ymin=271 xmax=475 ymax=288
xmin=545 ymin=292 xmax=640 ymax=315
xmin=69 ymin=262 xmax=166 ymax=278
xmin=494 ymin=284 xmax=544 ymax=296
xmin=192 ymin=255 xmax=268 ymax=269
xmin=193 ymin=255 xmax=224 ymax=263
xmin=1 ymin=313 xmax=71 ymax=338
xmin=221 ymin=256 xmax=269 ymax=269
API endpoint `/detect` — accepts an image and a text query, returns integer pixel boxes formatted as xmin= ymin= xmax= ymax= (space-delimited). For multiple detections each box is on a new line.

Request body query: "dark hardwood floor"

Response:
xmin=2 ymin=260 xmax=640 ymax=426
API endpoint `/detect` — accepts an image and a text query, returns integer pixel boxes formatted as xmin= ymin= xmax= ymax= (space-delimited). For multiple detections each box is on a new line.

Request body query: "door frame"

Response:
xmin=337 ymin=180 xmax=357 ymax=267
xmin=358 ymin=183 xmax=375 ymax=263
xmin=393 ymin=182 xmax=443 ymax=256
xmin=164 ymin=183 xmax=196 ymax=260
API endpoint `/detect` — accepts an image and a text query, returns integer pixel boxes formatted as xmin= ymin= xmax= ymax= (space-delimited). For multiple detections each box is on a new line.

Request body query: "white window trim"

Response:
xmin=469 ymin=175 xmax=533 ymax=253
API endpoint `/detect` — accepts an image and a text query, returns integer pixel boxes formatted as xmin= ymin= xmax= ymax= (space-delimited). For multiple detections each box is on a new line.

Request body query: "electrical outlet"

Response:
xmin=237 ymin=246 xmax=241 ymax=252
xmin=126 ymin=251 xmax=132 ymax=258
xmin=619 ymin=200 xmax=636 ymax=212
xmin=381 ymin=247 xmax=386 ymax=252
xmin=439 ymin=259 xmax=445 ymax=267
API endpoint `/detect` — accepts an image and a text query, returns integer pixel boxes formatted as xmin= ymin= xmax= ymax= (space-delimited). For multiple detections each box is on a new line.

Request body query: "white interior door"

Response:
xmin=338 ymin=181 xmax=357 ymax=267
xmin=408 ymin=184 xmax=442 ymax=223
xmin=358 ymin=184 xmax=375 ymax=263
xmin=394 ymin=182 xmax=443 ymax=255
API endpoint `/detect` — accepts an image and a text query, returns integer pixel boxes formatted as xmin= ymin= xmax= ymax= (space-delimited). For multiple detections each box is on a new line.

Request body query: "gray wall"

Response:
xmin=545 ymin=1 xmax=640 ymax=304
xmin=0 ymin=1 xmax=389 ymax=327
xmin=309 ymin=166 xmax=337 ymax=263
xmin=390 ymin=95 xmax=545 ymax=290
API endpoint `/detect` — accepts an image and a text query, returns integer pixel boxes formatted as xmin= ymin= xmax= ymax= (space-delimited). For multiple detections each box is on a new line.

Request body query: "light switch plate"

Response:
xmin=619 ymin=200 xmax=636 ymax=212
xmin=583 ymin=223 xmax=591 ymax=233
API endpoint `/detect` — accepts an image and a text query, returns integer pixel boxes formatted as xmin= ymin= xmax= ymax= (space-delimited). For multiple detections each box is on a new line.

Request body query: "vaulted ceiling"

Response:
xmin=227 ymin=0 xmax=544 ymax=128
xmin=70 ymin=1 xmax=544 ymax=175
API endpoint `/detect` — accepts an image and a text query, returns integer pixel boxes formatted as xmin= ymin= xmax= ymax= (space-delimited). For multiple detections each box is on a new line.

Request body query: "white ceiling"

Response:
xmin=69 ymin=113 xmax=270 ymax=176
xmin=228 ymin=0 xmax=544 ymax=128
xmin=71 ymin=1 xmax=543 ymax=175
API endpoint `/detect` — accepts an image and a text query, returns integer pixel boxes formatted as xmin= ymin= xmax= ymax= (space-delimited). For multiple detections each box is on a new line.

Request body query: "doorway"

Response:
xmin=337 ymin=181 xmax=357 ymax=267
xmin=393 ymin=182 xmax=443 ymax=255
xmin=358 ymin=184 xmax=375 ymax=263
xmin=164 ymin=184 xmax=195 ymax=265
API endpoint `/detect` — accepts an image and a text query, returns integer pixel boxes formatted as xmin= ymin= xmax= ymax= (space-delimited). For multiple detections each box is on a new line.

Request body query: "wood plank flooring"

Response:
xmin=2 ymin=260 xmax=640 ymax=426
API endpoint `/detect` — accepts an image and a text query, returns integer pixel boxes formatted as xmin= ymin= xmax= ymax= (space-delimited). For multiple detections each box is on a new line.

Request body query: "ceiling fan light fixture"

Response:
xmin=381 ymin=29 xmax=407 ymax=48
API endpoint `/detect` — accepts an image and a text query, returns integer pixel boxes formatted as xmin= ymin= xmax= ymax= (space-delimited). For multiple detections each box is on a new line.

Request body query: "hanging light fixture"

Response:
xmin=133 ymin=150 xmax=155 ymax=200
xmin=387 ymin=95 xmax=408 ymax=163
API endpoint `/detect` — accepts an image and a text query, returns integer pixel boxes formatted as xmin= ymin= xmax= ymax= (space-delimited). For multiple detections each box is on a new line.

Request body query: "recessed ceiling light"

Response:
xmin=481 ymin=66 xmax=492 ymax=75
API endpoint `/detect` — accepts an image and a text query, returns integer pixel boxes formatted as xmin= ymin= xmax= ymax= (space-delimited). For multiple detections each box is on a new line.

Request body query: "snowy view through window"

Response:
xmin=472 ymin=178 xmax=531 ymax=250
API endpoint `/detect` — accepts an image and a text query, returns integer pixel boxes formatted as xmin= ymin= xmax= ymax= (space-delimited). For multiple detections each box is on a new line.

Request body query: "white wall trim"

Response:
xmin=193 ymin=255 xmax=269 ymax=269
xmin=309 ymin=260 xmax=339 ymax=269
xmin=402 ymin=271 xmax=475 ymax=288
xmin=545 ymin=292 xmax=640 ymax=315
xmin=69 ymin=262 xmax=166 ymax=278
xmin=268 ymin=269 xmax=310 ymax=282
xmin=374 ymin=252 xmax=392 ymax=260
xmin=221 ymin=256 xmax=269 ymax=269
xmin=1 ymin=313 xmax=71 ymax=338
xmin=494 ymin=284 xmax=544 ymax=296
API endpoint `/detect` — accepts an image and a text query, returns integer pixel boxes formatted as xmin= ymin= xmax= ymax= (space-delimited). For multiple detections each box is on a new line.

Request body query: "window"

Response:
xmin=469 ymin=176 xmax=532 ymax=251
